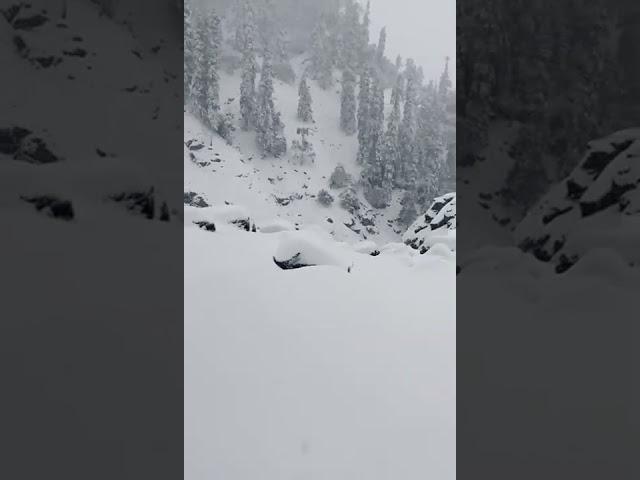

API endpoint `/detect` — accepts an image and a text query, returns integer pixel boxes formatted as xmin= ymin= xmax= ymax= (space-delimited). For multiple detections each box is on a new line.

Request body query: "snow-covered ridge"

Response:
xmin=403 ymin=192 xmax=456 ymax=253
xmin=515 ymin=128 xmax=640 ymax=272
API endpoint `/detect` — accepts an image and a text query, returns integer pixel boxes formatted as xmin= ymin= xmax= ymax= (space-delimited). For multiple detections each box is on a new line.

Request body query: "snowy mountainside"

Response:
xmin=1 ymin=0 xmax=183 ymax=220
xmin=515 ymin=128 xmax=640 ymax=272
xmin=184 ymin=60 xmax=406 ymax=245
xmin=403 ymin=192 xmax=456 ymax=253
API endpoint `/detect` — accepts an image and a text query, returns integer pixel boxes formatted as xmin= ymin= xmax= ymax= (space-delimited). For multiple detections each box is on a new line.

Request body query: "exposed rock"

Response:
xmin=515 ymin=129 xmax=640 ymax=272
xmin=0 ymin=126 xmax=31 ymax=154
xmin=110 ymin=188 xmax=155 ymax=220
xmin=339 ymin=187 xmax=361 ymax=214
xmin=21 ymin=195 xmax=74 ymax=221
xmin=184 ymin=191 xmax=209 ymax=208
xmin=13 ymin=14 xmax=48 ymax=31
xmin=273 ymin=253 xmax=314 ymax=270
xmin=194 ymin=221 xmax=216 ymax=232
xmin=1 ymin=127 xmax=61 ymax=164
xmin=403 ymin=193 xmax=456 ymax=253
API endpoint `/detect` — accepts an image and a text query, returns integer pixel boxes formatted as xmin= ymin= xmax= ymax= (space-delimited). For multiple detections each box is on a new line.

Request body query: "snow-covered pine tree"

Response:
xmin=297 ymin=75 xmax=314 ymax=123
xmin=376 ymin=27 xmax=386 ymax=63
xmin=362 ymin=72 xmax=390 ymax=208
xmin=366 ymin=72 xmax=385 ymax=181
xmin=239 ymin=3 xmax=258 ymax=131
xmin=397 ymin=58 xmax=420 ymax=188
xmin=256 ymin=53 xmax=276 ymax=153
xmin=356 ymin=68 xmax=371 ymax=164
xmin=206 ymin=10 xmax=222 ymax=121
xmin=309 ymin=14 xmax=334 ymax=89
xmin=255 ymin=53 xmax=287 ymax=157
xmin=191 ymin=15 xmax=211 ymax=123
xmin=340 ymin=69 xmax=357 ymax=135
xmin=379 ymin=70 xmax=404 ymax=187
xmin=291 ymin=127 xmax=316 ymax=165
xmin=191 ymin=9 xmax=221 ymax=127
xmin=416 ymin=85 xmax=446 ymax=200
xmin=340 ymin=0 xmax=361 ymax=72
xmin=359 ymin=1 xmax=371 ymax=69
xmin=271 ymin=111 xmax=288 ymax=157
xmin=395 ymin=54 xmax=403 ymax=71
xmin=184 ymin=0 xmax=196 ymax=104
xmin=438 ymin=56 xmax=452 ymax=102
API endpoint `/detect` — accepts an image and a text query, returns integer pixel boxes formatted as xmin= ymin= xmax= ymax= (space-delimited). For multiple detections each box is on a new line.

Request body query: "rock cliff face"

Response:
xmin=515 ymin=129 xmax=640 ymax=272
xmin=403 ymin=193 xmax=456 ymax=253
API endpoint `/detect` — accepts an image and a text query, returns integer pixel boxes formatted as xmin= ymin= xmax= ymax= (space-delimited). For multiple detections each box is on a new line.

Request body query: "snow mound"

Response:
xmin=259 ymin=218 xmax=296 ymax=233
xmin=273 ymin=230 xmax=354 ymax=270
xmin=515 ymin=129 xmax=640 ymax=272
xmin=352 ymin=240 xmax=379 ymax=255
xmin=403 ymin=192 xmax=456 ymax=253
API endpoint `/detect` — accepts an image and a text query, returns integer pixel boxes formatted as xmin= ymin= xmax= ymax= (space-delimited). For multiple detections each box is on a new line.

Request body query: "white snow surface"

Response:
xmin=184 ymin=223 xmax=456 ymax=479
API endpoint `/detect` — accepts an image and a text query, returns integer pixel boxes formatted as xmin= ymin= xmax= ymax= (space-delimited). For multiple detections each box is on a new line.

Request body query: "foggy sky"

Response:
xmin=367 ymin=0 xmax=455 ymax=85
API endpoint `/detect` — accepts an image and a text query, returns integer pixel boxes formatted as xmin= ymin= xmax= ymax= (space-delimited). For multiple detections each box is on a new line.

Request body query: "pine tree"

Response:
xmin=184 ymin=1 xmax=196 ymax=104
xmin=366 ymin=73 xmax=385 ymax=180
xmin=380 ymin=71 xmax=404 ymax=187
xmin=339 ymin=69 xmax=357 ymax=135
xmin=207 ymin=11 xmax=222 ymax=119
xmin=255 ymin=53 xmax=287 ymax=157
xmin=189 ymin=8 xmax=222 ymax=127
xmin=309 ymin=14 xmax=334 ymax=89
xmin=191 ymin=15 xmax=210 ymax=123
xmin=416 ymin=85 xmax=446 ymax=199
xmin=362 ymin=72 xmax=389 ymax=208
xmin=256 ymin=53 xmax=276 ymax=153
xmin=360 ymin=1 xmax=371 ymax=69
xmin=356 ymin=68 xmax=371 ymax=164
xmin=340 ymin=0 xmax=361 ymax=71
xmin=397 ymin=58 xmax=419 ymax=188
xmin=239 ymin=3 xmax=258 ymax=131
xmin=297 ymin=75 xmax=314 ymax=123
xmin=438 ymin=56 xmax=452 ymax=102
xmin=376 ymin=27 xmax=386 ymax=63
xmin=291 ymin=127 xmax=316 ymax=165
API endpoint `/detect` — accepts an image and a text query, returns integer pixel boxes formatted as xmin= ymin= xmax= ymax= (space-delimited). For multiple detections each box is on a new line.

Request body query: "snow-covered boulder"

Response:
xmin=273 ymin=230 xmax=354 ymax=270
xmin=515 ymin=129 xmax=640 ymax=272
xmin=403 ymin=193 xmax=456 ymax=253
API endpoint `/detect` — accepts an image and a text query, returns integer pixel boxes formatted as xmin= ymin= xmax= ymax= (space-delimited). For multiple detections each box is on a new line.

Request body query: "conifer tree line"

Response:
xmin=458 ymin=0 xmax=632 ymax=211
xmin=185 ymin=0 xmax=453 ymax=216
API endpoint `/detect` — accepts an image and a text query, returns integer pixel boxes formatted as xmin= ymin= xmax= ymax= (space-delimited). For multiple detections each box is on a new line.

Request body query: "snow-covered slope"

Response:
xmin=515 ymin=128 xmax=640 ymax=272
xmin=404 ymin=192 xmax=456 ymax=253
xmin=1 ymin=0 xmax=183 ymax=220
xmin=184 ymin=59 xmax=406 ymax=245
xmin=185 ymin=222 xmax=456 ymax=480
